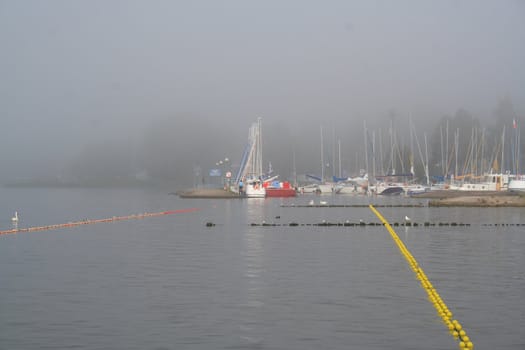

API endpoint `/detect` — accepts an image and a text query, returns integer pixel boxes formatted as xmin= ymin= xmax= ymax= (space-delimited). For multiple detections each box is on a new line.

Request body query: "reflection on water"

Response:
xmin=239 ymin=218 xmax=266 ymax=346
xmin=244 ymin=198 xmax=267 ymax=224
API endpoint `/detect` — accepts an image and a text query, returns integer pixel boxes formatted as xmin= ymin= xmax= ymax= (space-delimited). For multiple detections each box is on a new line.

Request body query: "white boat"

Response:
xmin=334 ymin=183 xmax=367 ymax=195
xmin=373 ymin=182 xmax=405 ymax=195
xmin=508 ymin=175 xmax=525 ymax=192
xmin=244 ymin=178 xmax=266 ymax=197
xmin=406 ymin=184 xmax=431 ymax=196
xmin=298 ymin=184 xmax=319 ymax=194
xmin=448 ymin=172 xmax=512 ymax=192
xmin=317 ymin=183 xmax=334 ymax=193
xmin=333 ymin=173 xmax=369 ymax=194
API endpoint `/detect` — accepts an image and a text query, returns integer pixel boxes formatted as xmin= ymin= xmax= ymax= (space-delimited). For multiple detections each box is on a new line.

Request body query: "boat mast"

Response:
xmin=320 ymin=125 xmax=324 ymax=182
xmin=249 ymin=117 xmax=263 ymax=178
xmin=379 ymin=128 xmax=384 ymax=176
xmin=292 ymin=144 xmax=297 ymax=186
xmin=455 ymin=128 xmax=459 ymax=179
xmin=501 ymin=125 xmax=505 ymax=174
xmin=355 ymin=151 xmax=358 ymax=176
xmin=440 ymin=125 xmax=444 ymax=176
xmin=372 ymin=130 xmax=376 ymax=182
xmin=424 ymin=132 xmax=429 ymax=185
xmin=338 ymin=139 xmax=342 ymax=178
xmin=409 ymin=115 xmax=414 ymax=175
xmin=446 ymin=119 xmax=449 ymax=176
xmin=390 ymin=118 xmax=395 ymax=175
xmin=480 ymin=128 xmax=486 ymax=173
xmin=364 ymin=120 xmax=369 ymax=179
xmin=517 ymin=118 xmax=521 ymax=175
xmin=332 ymin=126 xmax=336 ymax=180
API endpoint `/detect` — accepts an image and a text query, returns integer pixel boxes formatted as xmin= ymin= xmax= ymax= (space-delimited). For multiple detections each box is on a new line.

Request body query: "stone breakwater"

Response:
xmin=429 ymin=193 xmax=525 ymax=207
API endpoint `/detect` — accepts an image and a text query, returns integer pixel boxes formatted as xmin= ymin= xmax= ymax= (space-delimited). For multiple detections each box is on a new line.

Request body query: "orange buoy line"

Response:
xmin=0 ymin=208 xmax=200 ymax=236
xmin=369 ymin=205 xmax=474 ymax=350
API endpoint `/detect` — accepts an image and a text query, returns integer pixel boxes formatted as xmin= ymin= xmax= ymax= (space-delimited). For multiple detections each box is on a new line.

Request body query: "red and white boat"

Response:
xmin=263 ymin=180 xmax=296 ymax=197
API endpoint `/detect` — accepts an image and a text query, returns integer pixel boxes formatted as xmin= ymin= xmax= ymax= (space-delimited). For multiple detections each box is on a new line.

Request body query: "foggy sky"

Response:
xmin=1 ymin=1 xmax=524 ymax=186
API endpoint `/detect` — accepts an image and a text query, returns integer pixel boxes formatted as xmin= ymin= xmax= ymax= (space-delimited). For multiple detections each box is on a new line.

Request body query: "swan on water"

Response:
xmin=11 ymin=211 xmax=19 ymax=222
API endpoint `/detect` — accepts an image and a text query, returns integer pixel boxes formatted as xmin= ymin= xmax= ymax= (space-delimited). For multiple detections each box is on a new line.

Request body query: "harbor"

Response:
xmin=175 ymin=115 xmax=525 ymax=209
xmin=177 ymin=184 xmax=525 ymax=207
xmin=2 ymin=2 xmax=523 ymax=349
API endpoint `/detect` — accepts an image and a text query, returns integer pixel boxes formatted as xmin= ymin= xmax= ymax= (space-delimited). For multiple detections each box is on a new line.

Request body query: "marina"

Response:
xmin=2 ymin=2 xmax=523 ymax=349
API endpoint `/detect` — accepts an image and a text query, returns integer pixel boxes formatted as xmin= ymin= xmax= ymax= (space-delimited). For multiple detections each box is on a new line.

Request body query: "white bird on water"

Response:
xmin=404 ymin=215 xmax=411 ymax=223
xmin=308 ymin=199 xmax=315 ymax=206
xmin=320 ymin=200 xmax=328 ymax=206
xmin=12 ymin=211 xmax=19 ymax=222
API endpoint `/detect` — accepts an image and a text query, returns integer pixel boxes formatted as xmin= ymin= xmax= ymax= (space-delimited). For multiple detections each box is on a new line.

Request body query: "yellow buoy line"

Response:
xmin=369 ymin=205 xmax=473 ymax=350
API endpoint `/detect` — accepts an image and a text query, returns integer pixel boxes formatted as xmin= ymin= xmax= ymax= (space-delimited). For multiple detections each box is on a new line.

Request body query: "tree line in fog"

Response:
xmin=8 ymin=97 xmax=519 ymax=189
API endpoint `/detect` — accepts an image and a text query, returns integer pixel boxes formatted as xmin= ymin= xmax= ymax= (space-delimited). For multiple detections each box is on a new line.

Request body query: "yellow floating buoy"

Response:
xmin=368 ymin=205 xmax=473 ymax=350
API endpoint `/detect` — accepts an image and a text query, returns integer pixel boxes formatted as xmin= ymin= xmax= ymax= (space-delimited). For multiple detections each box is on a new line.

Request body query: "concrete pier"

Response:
xmin=176 ymin=188 xmax=241 ymax=199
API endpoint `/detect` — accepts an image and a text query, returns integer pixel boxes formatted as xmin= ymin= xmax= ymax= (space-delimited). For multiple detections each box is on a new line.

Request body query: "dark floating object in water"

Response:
xmin=205 ymin=222 xmax=215 ymax=227
xmin=247 ymin=221 xmax=474 ymax=227
xmin=275 ymin=215 xmax=281 ymax=219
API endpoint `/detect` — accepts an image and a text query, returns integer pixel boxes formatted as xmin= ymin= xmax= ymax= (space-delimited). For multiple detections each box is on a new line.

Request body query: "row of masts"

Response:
xmin=318 ymin=118 xmax=521 ymax=185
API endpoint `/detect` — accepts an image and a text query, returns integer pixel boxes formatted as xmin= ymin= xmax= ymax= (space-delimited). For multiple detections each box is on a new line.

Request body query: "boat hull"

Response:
xmin=265 ymin=188 xmax=296 ymax=197
xmin=317 ymin=183 xmax=334 ymax=193
xmin=298 ymin=184 xmax=319 ymax=193
xmin=245 ymin=187 xmax=266 ymax=198
xmin=508 ymin=179 xmax=525 ymax=192
xmin=379 ymin=186 xmax=404 ymax=196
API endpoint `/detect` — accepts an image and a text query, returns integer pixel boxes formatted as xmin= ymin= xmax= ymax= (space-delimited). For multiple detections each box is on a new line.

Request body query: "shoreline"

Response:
xmin=175 ymin=188 xmax=242 ymax=199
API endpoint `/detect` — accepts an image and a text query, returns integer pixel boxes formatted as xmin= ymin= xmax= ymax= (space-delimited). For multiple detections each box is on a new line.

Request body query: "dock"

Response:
xmin=175 ymin=188 xmax=241 ymax=199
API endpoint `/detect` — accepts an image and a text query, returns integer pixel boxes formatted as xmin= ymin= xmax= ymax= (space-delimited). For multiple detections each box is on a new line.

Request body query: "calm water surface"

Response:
xmin=0 ymin=187 xmax=524 ymax=349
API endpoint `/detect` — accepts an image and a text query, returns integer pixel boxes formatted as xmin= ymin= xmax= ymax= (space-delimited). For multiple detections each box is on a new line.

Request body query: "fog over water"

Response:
xmin=1 ymin=1 xmax=524 ymax=188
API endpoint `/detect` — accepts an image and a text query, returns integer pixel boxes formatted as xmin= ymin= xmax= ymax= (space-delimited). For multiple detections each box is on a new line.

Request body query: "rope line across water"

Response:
xmin=0 ymin=208 xmax=200 ymax=236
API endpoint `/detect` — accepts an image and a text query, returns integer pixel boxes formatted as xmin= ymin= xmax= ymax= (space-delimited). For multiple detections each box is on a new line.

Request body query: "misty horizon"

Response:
xmin=1 ymin=1 xmax=524 ymax=188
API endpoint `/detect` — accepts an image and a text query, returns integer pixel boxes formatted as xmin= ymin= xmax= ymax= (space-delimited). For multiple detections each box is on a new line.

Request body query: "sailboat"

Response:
xmin=234 ymin=118 xmax=266 ymax=198
xmin=316 ymin=125 xmax=334 ymax=193
xmin=446 ymin=125 xmax=513 ymax=192
xmin=507 ymin=119 xmax=525 ymax=192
